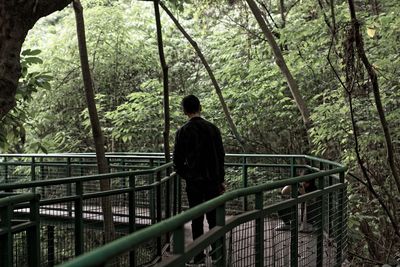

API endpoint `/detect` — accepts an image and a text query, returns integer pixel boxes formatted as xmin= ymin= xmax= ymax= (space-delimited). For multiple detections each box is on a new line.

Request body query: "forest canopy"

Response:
xmin=0 ymin=0 xmax=399 ymax=265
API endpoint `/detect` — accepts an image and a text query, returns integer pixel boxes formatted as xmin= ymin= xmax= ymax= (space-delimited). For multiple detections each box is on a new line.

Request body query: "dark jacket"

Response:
xmin=173 ymin=117 xmax=225 ymax=184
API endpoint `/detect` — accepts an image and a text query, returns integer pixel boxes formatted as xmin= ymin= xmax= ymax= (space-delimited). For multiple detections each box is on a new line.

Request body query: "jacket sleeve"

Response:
xmin=173 ymin=129 xmax=185 ymax=177
xmin=215 ymin=128 xmax=225 ymax=182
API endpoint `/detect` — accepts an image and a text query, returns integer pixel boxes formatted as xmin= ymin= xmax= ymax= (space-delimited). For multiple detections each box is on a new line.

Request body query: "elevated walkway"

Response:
xmin=0 ymin=153 xmax=347 ymax=267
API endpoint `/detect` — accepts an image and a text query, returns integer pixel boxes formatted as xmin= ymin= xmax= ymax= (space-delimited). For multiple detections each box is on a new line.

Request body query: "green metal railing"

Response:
xmin=0 ymin=154 xmax=177 ymax=266
xmin=0 ymin=153 xmax=165 ymax=184
xmin=60 ymin=154 xmax=347 ymax=267
xmin=0 ymin=192 xmax=40 ymax=266
xmin=0 ymin=154 xmax=348 ymax=266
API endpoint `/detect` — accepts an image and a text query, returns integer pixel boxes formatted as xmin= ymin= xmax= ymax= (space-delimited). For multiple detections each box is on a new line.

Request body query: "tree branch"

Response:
xmin=348 ymin=0 xmax=400 ymax=195
xmin=154 ymin=0 xmax=171 ymax=164
xmin=159 ymin=1 xmax=247 ymax=152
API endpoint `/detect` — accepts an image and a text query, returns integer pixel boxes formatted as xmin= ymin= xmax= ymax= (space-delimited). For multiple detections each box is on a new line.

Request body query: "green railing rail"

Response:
xmin=0 ymin=153 xmax=166 ymax=185
xmin=58 ymin=155 xmax=347 ymax=267
xmin=0 ymin=192 xmax=41 ymax=267
xmin=0 ymin=158 xmax=178 ymax=267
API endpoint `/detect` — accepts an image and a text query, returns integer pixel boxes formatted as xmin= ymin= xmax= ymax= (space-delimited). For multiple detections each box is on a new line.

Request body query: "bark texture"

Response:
xmin=0 ymin=0 xmax=72 ymax=119
xmin=73 ymin=0 xmax=115 ymax=243
xmin=245 ymin=0 xmax=311 ymax=132
xmin=154 ymin=1 xmax=171 ymax=164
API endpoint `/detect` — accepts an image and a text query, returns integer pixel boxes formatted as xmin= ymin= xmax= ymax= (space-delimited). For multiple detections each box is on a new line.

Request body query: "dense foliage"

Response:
xmin=1 ymin=0 xmax=399 ymax=264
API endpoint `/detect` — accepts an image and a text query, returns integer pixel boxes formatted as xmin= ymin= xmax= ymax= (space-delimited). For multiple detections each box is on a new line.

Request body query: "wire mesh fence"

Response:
xmin=0 ymin=193 xmax=40 ymax=267
xmin=1 ymin=154 xmax=348 ymax=267
xmin=0 ymin=154 xmax=177 ymax=266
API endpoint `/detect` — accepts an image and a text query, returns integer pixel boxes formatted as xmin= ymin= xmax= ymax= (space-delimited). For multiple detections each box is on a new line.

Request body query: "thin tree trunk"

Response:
xmin=347 ymin=0 xmax=400 ymax=195
xmin=330 ymin=0 xmax=337 ymax=36
xmin=154 ymin=1 xmax=170 ymax=164
xmin=73 ymin=0 xmax=115 ymax=243
xmin=329 ymin=23 xmax=400 ymax=238
xmin=159 ymin=1 xmax=247 ymax=152
xmin=369 ymin=0 xmax=379 ymax=15
xmin=245 ymin=0 xmax=311 ymax=133
xmin=279 ymin=0 xmax=286 ymax=28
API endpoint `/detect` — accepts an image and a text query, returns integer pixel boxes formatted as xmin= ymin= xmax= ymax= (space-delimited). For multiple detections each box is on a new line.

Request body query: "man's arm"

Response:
xmin=215 ymin=127 xmax=225 ymax=183
xmin=173 ymin=129 xmax=185 ymax=177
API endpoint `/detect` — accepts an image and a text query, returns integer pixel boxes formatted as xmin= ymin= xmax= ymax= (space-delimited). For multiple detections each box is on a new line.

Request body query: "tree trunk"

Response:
xmin=245 ymin=0 xmax=312 ymax=134
xmin=73 ymin=0 xmax=115 ymax=243
xmin=0 ymin=0 xmax=72 ymax=120
xmin=279 ymin=0 xmax=286 ymax=28
xmin=347 ymin=0 xmax=400 ymax=195
xmin=159 ymin=1 xmax=247 ymax=152
xmin=154 ymin=1 xmax=171 ymax=165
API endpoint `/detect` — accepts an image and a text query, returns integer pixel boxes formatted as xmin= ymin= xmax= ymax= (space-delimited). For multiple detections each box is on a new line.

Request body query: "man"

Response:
xmin=173 ymin=95 xmax=225 ymax=264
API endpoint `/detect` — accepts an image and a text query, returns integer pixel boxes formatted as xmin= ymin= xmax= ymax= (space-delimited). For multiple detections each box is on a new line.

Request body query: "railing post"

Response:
xmin=328 ymin=164 xmax=334 ymax=238
xmin=27 ymin=195 xmax=40 ymax=267
xmin=107 ymin=157 xmax=111 ymax=172
xmin=0 ymin=204 xmax=13 ymax=267
xmin=290 ymin=181 xmax=298 ymax=267
xmin=75 ymin=181 xmax=84 ymax=256
xmin=128 ymin=175 xmax=136 ymax=266
xmin=290 ymin=157 xmax=295 ymax=178
xmin=289 ymin=157 xmax=298 ymax=267
xmin=165 ymin=170 xmax=171 ymax=220
xmin=242 ymin=156 xmax=248 ymax=211
xmin=4 ymin=157 xmax=8 ymax=183
xmin=173 ymin=174 xmax=178 ymax=215
xmin=156 ymin=171 xmax=162 ymax=260
xmin=317 ymin=162 xmax=325 ymax=267
xmin=172 ymin=225 xmax=185 ymax=267
xmin=67 ymin=157 xmax=73 ymax=217
xmin=47 ymin=225 xmax=55 ymax=267
xmin=150 ymin=159 xmax=156 ymax=225
xmin=79 ymin=158 xmax=84 ymax=176
xmin=122 ymin=158 xmax=127 ymax=188
xmin=215 ymin=204 xmax=226 ymax=267
xmin=336 ymin=172 xmax=345 ymax=265
xmin=255 ymin=192 xmax=264 ymax=267
xmin=40 ymin=157 xmax=46 ymax=197
xmin=66 ymin=157 xmax=72 ymax=178
xmin=165 ymin=171 xmax=171 ymax=247
xmin=31 ymin=157 xmax=36 ymax=193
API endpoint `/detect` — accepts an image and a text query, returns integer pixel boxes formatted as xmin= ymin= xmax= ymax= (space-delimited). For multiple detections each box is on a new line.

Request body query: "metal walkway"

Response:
xmin=0 ymin=153 xmax=347 ymax=267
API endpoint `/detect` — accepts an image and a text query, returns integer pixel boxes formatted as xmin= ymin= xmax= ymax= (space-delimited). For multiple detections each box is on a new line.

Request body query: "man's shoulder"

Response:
xmin=195 ymin=117 xmax=219 ymax=128
xmin=179 ymin=117 xmax=220 ymax=133
xmin=178 ymin=120 xmax=193 ymax=132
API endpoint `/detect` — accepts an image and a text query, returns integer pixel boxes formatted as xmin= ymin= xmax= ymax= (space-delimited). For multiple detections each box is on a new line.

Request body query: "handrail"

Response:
xmin=0 ymin=153 xmax=165 ymax=159
xmin=0 ymin=162 xmax=173 ymax=190
xmin=0 ymin=192 xmax=39 ymax=207
xmin=59 ymin=164 xmax=347 ymax=267
xmin=0 ymin=153 xmax=342 ymax=165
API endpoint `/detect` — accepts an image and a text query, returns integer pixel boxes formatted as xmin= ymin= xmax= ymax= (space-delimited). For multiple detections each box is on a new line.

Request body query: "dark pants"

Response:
xmin=186 ymin=179 xmax=220 ymax=241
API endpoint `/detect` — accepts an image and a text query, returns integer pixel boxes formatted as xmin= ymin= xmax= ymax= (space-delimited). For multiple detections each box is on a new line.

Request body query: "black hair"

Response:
xmin=182 ymin=95 xmax=201 ymax=114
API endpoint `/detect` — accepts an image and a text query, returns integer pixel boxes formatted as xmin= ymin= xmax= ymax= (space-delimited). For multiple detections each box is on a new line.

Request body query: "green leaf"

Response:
xmin=25 ymin=57 xmax=43 ymax=65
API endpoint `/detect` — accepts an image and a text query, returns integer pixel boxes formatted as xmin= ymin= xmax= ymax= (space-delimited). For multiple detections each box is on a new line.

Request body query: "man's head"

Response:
xmin=182 ymin=95 xmax=201 ymax=116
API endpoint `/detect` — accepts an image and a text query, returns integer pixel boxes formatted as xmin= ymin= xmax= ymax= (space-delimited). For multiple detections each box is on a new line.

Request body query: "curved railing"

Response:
xmin=59 ymin=155 xmax=347 ymax=267
xmin=0 ymin=154 xmax=347 ymax=267
xmin=0 ymin=155 xmax=177 ymax=267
